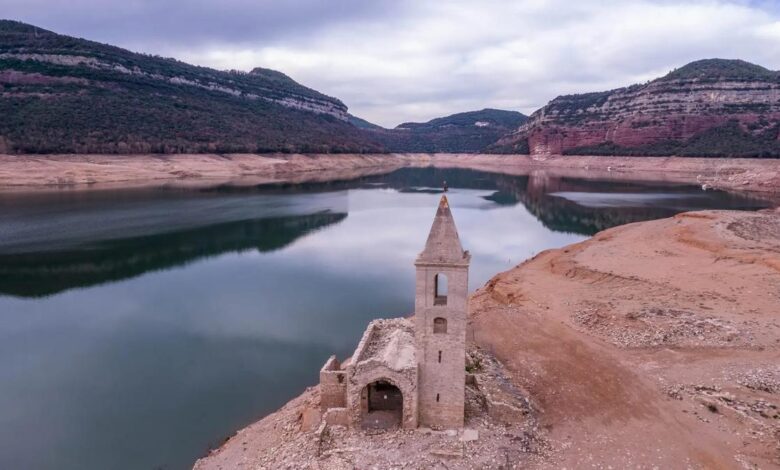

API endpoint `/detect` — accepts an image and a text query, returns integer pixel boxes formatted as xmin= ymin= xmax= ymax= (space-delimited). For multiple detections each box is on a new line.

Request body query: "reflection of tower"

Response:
xmin=414 ymin=195 xmax=470 ymax=429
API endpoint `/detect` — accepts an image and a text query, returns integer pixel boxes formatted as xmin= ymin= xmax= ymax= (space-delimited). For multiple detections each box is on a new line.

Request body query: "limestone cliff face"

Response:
xmin=494 ymin=59 xmax=780 ymax=157
xmin=0 ymin=53 xmax=349 ymax=121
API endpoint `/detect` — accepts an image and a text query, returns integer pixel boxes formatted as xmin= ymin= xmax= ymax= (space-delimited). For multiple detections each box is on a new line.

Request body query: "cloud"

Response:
xmin=3 ymin=0 xmax=407 ymax=47
xmin=5 ymin=0 xmax=780 ymax=127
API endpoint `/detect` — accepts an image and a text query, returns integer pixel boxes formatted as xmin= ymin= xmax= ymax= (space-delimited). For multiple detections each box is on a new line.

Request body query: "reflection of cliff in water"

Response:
xmin=500 ymin=172 xmax=674 ymax=234
xmin=381 ymin=168 xmax=766 ymax=235
xmin=506 ymin=171 xmax=769 ymax=234
xmin=0 ymin=212 xmax=346 ymax=298
xmin=371 ymin=167 xmax=509 ymax=192
xmin=204 ymin=166 xmax=507 ymax=195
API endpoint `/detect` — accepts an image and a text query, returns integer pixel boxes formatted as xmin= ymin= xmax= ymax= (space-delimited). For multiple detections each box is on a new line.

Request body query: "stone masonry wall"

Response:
xmin=415 ymin=263 xmax=468 ymax=429
xmin=323 ymin=407 xmax=350 ymax=427
xmin=319 ymin=356 xmax=347 ymax=412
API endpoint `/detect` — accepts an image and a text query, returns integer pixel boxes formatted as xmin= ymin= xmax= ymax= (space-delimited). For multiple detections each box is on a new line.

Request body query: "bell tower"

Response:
xmin=414 ymin=195 xmax=470 ymax=429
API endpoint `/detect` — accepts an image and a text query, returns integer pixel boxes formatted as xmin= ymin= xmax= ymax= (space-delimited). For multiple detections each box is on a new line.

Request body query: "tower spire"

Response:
xmin=417 ymin=195 xmax=467 ymax=264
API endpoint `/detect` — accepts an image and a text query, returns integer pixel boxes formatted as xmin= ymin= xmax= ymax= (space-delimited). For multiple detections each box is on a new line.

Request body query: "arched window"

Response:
xmin=433 ymin=317 xmax=447 ymax=334
xmin=434 ymin=273 xmax=448 ymax=305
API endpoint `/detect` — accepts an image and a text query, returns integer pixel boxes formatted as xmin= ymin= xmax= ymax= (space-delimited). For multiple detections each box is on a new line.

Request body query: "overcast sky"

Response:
xmin=4 ymin=0 xmax=780 ymax=127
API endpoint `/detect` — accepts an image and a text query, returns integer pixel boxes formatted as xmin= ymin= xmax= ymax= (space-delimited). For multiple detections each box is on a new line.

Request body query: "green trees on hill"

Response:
xmin=660 ymin=59 xmax=780 ymax=83
xmin=372 ymin=109 xmax=528 ymax=153
xmin=0 ymin=20 xmax=382 ymax=154
xmin=0 ymin=85 xmax=380 ymax=154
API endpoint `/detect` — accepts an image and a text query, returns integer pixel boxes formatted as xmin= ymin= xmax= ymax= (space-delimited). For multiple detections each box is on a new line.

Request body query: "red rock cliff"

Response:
xmin=493 ymin=59 xmax=780 ymax=157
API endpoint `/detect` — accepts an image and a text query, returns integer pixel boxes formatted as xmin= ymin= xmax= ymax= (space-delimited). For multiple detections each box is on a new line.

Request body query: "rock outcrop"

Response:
xmin=493 ymin=59 xmax=780 ymax=157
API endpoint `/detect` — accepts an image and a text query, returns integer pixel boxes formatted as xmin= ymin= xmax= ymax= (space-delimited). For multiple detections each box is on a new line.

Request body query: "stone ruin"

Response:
xmin=319 ymin=194 xmax=471 ymax=431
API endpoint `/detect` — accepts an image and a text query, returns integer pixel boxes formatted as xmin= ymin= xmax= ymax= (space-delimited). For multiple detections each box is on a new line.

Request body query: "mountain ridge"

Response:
xmin=0 ymin=19 xmax=383 ymax=154
xmin=4 ymin=21 xmax=779 ymax=158
xmin=491 ymin=58 xmax=780 ymax=158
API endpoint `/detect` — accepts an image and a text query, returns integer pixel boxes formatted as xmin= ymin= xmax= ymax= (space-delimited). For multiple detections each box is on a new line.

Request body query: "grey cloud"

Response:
xmin=3 ymin=0 xmax=409 ymax=50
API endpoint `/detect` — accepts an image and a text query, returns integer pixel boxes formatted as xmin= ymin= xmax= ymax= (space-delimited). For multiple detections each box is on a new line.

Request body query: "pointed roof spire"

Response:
xmin=417 ymin=195 xmax=470 ymax=265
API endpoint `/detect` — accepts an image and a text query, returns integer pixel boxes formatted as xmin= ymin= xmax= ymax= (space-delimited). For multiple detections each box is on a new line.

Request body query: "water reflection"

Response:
xmin=0 ymin=168 xmax=769 ymax=299
xmin=0 ymin=213 xmax=346 ymax=297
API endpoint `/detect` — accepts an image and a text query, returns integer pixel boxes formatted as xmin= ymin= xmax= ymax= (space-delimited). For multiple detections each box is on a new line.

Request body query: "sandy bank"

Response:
xmin=0 ymin=153 xmax=428 ymax=192
xmin=195 ymin=208 xmax=780 ymax=469
xmin=0 ymin=153 xmax=778 ymax=197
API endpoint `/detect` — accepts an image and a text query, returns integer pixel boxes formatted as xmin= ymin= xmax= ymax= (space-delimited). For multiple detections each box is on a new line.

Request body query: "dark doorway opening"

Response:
xmin=361 ymin=380 xmax=403 ymax=430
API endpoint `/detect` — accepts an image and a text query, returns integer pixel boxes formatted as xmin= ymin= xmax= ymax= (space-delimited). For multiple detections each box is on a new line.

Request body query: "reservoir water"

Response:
xmin=0 ymin=168 xmax=771 ymax=470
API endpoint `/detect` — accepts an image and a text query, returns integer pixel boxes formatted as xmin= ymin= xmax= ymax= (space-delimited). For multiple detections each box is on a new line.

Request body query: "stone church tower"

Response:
xmin=414 ymin=195 xmax=470 ymax=429
xmin=319 ymin=195 xmax=470 ymax=431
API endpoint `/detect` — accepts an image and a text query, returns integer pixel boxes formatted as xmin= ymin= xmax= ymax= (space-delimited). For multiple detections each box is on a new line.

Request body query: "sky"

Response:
xmin=4 ymin=0 xmax=780 ymax=127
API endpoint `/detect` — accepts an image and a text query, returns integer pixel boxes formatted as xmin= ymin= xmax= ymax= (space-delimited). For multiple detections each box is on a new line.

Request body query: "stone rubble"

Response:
xmin=661 ymin=371 xmax=780 ymax=465
xmin=572 ymin=305 xmax=753 ymax=348
xmin=199 ymin=347 xmax=550 ymax=470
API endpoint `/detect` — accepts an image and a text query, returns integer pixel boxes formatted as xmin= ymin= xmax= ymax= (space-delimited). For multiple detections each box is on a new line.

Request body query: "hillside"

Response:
xmin=0 ymin=20 xmax=383 ymax=154
xmin=368 ymin=109 xmax=528 ymax=153
xmin=491 ymin=59 xmax=780 ymax=157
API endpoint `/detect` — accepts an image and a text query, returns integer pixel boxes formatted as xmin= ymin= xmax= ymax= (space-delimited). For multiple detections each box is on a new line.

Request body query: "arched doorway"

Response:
xmin=360 ymin=380 xmax=403 ymax=430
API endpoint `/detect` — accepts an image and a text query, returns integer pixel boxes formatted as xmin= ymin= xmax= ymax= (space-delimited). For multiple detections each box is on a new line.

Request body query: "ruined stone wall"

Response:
xmin=319 ymin=356 xmax=347 ymax=412
xmin=323 ymin=407 xmax=350 ymax=427
xmin=415 ymin=263 xmax=468 ymax=429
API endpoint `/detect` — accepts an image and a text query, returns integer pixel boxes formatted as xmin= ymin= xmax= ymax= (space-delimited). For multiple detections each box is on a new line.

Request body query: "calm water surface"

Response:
xmin=0 ymin=168 xmax=770 ymax=470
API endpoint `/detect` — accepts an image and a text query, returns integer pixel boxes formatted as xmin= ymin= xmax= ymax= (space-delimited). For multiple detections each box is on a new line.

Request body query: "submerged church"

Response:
xmin=319 ymin=195 xmax=470 ymax=430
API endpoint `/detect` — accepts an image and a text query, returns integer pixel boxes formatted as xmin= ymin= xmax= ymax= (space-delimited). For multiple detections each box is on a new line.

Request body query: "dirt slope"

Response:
xmin=471 ymin=208 xmax=780 ymax=468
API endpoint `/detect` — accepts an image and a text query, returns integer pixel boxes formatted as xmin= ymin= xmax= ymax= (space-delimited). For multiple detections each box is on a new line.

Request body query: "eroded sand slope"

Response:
xmin=472 ymin=208 xmax=780 ymax=468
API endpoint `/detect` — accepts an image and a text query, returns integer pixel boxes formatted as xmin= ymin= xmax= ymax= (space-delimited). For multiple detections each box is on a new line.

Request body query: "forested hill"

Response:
xmin=367 ymin=109 xmax=528 ymax=153
xmin=0 ymin=20 xmax=383 ymax=154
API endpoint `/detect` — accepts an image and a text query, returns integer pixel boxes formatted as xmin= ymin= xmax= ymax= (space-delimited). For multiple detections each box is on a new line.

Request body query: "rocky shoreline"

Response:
xmin=195 ymin=208 xmax=780 ymax=469
xmin=0 ymin=153 xmax=779 ymax=199
xmin=193 ymin=347 xmax=549 ymax=470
